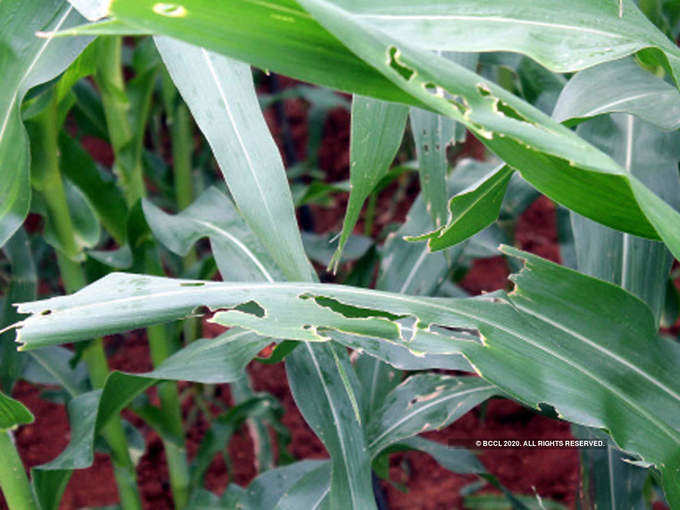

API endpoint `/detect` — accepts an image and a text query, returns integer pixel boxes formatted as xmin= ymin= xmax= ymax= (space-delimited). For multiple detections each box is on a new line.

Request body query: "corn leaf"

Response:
xmin=0 ymin=229 xmax=37 ymax=393
xmin=143 ymin=187 xmax=284 ymax=282
xmin=154 ymin=36 xmax=314 ymax=282
xmin=54 ymin=0 xmax=680 ymax=260
xmin=553 ymin=58 xmax=680 ymax=131
xmin=0 ymin=0 xmax=91 ymax=247
xmin=13 ymin=247 xmax=680 ymax=503
xmin=0 ymin=391 xmax=33 ymax=430
xmin=366 ymin=374 xmax=496 ymax=455
xmin=408 ymin=164 xmax=514 ymax=251
xmin=329 ymin=96 xmax=408 ymax=270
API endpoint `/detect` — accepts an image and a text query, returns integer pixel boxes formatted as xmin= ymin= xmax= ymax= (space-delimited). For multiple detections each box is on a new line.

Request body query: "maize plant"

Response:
xmin=1 ymin=0 xmax=680 ymax=508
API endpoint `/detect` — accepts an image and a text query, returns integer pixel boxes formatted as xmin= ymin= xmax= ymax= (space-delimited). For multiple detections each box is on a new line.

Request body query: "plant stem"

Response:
xmin=142 ymin=247 xmax=190 ymax=509
xmin=98 ymin=37 xmax=191 ymax=509
xmin=58 ymin=257 xmax=143 ymax=510
xmin=0 ymin=431 xmax=39 ymax=510
xmin=95 ymin=37 xmax=145 ymax=205
xmin=172 ymin=102 xmax=194 ymax=214
xmin=30 ymin=98 xmax=142 ymax=510
xmin=171 ymin=101 xmax=200 ymax=345
xmin=147 ymin=324 xmax=190 ymax=508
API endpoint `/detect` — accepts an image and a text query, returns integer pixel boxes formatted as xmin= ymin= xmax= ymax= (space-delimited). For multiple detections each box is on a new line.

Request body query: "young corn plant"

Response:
xmin=1 ymin=0 xmax=680 ymax=508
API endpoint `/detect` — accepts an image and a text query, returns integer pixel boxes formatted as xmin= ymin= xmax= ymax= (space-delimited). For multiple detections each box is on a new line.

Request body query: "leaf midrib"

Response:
xmin=0 ymin=5 xmax=73 ymax=140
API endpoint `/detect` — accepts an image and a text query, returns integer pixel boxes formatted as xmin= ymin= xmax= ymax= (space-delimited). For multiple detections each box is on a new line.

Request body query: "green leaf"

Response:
xmin=35 ymin=328 xmax=270 ymax=472
xmin=408 ymin=164 xmax=514 ymax=251
xmin=155 ymin=36 xmax=314 ymax=282
xmin=146 ymin=329 xmax=272 ymax=384
xmin=0 ymin=229 xmax=37 ymax=392
xmin=286 ymin=343 xmax=375 ymax=509
xmin=302 ymin=232 xmax=373 ymax=267
xmin=83 ymin=0 xmax=680 ymax=86
xmin=410 ymin=107 xmax=456 ymax=229
xmin=157 ymin=32 xmax=374 ymax=508
xmin=569 ymin=115 xmax=680 ymax=325
xmin=30 ymin=469 xmax=71 ymax=510
xmin=14 ymin=248 xmax=680 ymax=503
xmin=378 ymin=163 xmax=478 ymax=296
xmin=238 ymin=460 xmax=329 ymax=509
xmin=59 ymin=133 xmax=128 ymax=244
xmin=329 ymin=95 xmax=407 ymax=271
xmin=190 ymin=392 xmax=281 ymax=489
xmin=0 ymin=391 xmax=34 ymax=430
xmin=573 ymin=425 xmax=649 ymax=509
xmin=39 ymin=390 xmax=100 ymax=469
xmin=54 ymin=38 xmax=99 ymax=104
xmin=661 ymin=279 xmax=680 ymax=329
xmin=394 ymin=436 xmax=484 ymax=475
xmin=366 ymin=374 xmax=495 ymax=455
xmin=23 ymin=345 xmax=89 ymax=398
xmin=273 ymin=461 xmax=331 ymax=510
xmin=0 ymin=1 xmax=92 ymax=248
xmin=228 ymin=376 xmax=278 ymax=473
xmin=553 ymin=58 xmax=680 ymax=130
xmin=59 ymin=0 xmax=680 ymax=259
xmin=472 ymin=246 xmax=680 ymax=506
xmin=409 ymin=52 xmax=478 ymax=228
xmin=354 ymin=353 xmax=401 ymax=421
xmin=299 ymin=0 xmax=680 ymax=260
xmin=143 ymin=187 xmax=284 ymax=282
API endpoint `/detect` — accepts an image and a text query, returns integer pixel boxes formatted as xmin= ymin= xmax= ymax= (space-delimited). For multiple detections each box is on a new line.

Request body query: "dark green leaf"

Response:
xmin=0 ymin=229 xmax=37 ymax=392
xmin=408 ymin=164 xmax=514 ymax=251
xmin=0 ymin=391 xmax=34 ymax=430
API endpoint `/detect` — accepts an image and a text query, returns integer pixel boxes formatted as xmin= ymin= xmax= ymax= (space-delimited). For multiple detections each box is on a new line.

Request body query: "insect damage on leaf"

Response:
xmin=152 ymin=3 xmax=187 ymax=17
xmin=387 ymin=46 xmax=416 ymax=81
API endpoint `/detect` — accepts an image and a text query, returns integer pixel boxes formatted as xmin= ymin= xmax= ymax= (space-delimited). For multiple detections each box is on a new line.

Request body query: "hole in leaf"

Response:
xmin=449 ymin=95 xmax=470 ymax=115
xmin=180 ymin=282 xmax=205 ymax=287
xmin=423 ymin=82 xmax=438 ymax=95
xmin=387 ymin=46 xmax=415 ymax=81
xmin=234 ymin=301 xmax=265 ymax=318
xmin=153 ymin=3 xmax=187 ymax=17
xmin=310 ymin=295 xmax=403 ymax=321
xmin=537 ymin=402 xmax=559 ymax=419
xmin=494 ymin=100 xmax=526 ymax=121
xmin=40 ymin=310 xmax=52 ymax=316
xmin=431 ymin=324 xmax=481 ymax=342
xmin=192 ymin=305 xmax=211 ymax=317
xmin=477 ymin=84 xmax=492 ymax=97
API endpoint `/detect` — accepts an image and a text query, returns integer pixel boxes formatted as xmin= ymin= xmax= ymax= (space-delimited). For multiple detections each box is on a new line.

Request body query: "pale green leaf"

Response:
xmin=0 ymin=0 xmax=91 ymax=247
xmin=553 ymin=58 xmax=680 ymax=130
xmin=366 ymin=374 xmax=495 ymax=454
xmin=286 ymin=343 xmax=375 ymax=509
xmin=143 ymin=187 xmax=284 ymax=282
xmin=13 ymin=248 xmax=680 ymax=503
xmin=154 ymin=36 xmax=314 ymax=282
xmin=329 ymin=95 xmax=408 ymax=271
xmin=570 ymin=114 xmax=680 ymax=325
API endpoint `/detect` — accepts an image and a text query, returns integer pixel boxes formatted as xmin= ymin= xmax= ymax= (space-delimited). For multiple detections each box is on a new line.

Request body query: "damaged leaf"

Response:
xmin=12 ymin=246 xmax=680 ymax=503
